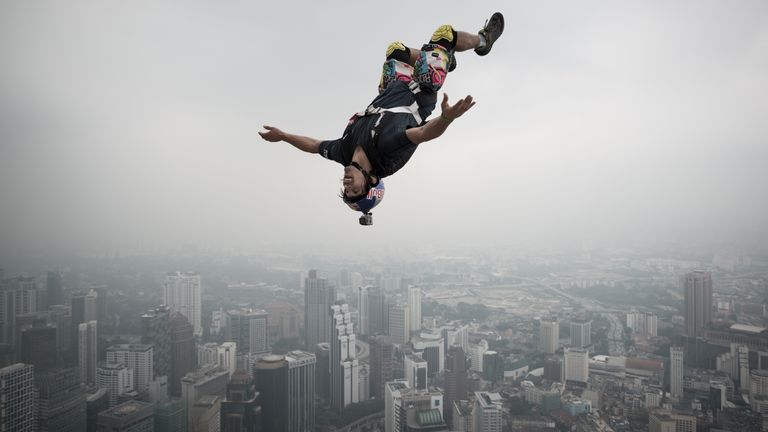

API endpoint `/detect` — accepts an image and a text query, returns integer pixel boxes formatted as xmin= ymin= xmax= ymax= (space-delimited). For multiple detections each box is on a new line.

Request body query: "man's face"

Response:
xmin=342 ymin=165 xmax=367 ymax=200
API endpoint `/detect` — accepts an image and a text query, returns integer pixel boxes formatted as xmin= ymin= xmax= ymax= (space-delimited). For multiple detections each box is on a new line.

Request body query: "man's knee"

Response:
xmin=385 ymin=41 xmax=411 ymax=63
xmin=429 ymin=25 xmax=457 ymax=51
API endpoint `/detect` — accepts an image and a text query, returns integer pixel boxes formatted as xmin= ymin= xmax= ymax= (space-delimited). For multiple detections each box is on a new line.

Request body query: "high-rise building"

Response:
xmin=474 ymin=392 xmax=503 ymax=432
xmin=254 ymin=355 xmax=288 ymax=432
xmin=539 ymin=319 xmax=559 ymax=354
xmin=482 ymin=351 xmax=503 ymax=382
xmin=564 ymin=348 xmax=588 ymax=383
xmin=411 ymin=333 xmax=445 ymax=376
xmin=368 ymin=287 xmax=389 ymax=335
xmin=404 ymin=354 xmax=428 ymax=390
xmin=141 ymin=305 xmax=171 ymax=378
xmin=750 ymin=369 xmax=768 ymax=397
xmin=220 ymin=369 xmax=260 ymax=432
xmin=408 ymin=286 xmax=422 ymax=337
xmin=106 ymin=344 xmax=154 ymax=394
xmin=34 ymin=367 xmax=87 ymax=432
xmin=226 ymin=309 xmax=269 ymax=355
xmin=86 ymin=388 xmax=110 ymax=432
xmin=648 ymin=410 xmax=696 ymax=432
xmin=181 ymin=366 xmax=229 ymax=429
xmin=286 ymin=350 xmax=316 ymax=432
xmin=0 ymin=277 xmax=38 ymax=348
xmin=441 ymin=324 xmax=469 ymax=352
xmin=570 ymin=319 xmax=591 ymax=348
xmin=388 ymin=304 xmax=410 ymax=345
xmin=670 ymin=346 xmax=684 ymax=400
xmin=385 ymin=380 xmax=443 ymax=432
xmin=626 ymin=311 xmax=658 ymax=337
xmin=330 ymin=303 xmax=359 ymax=411
xmin=369 ymin=335 xmax=394 ymax=400
xmin=96 ymin=400 xmax=154 ymax=432
xmin=0 ymin=363 xmax=36 ymax=432
xmin=47 ymin=271 xmax=64 ymax=308
xmin=164 ymin=272 xmax=202 ymax=337
xmin=452 ymin=400 xmax=473 ymax=432
xmin=358 ymin=287 xmax=370 ymax=336
xmin=198 ymin=342 xmax=237 ymax=378
xmin=96 ymin=362 xmax=134 ymax=407
xmin=304 ymin=270 xmax=336 ymax=350
xmin=154 ymin=397 xmax=187 ymax=432
xmin=543 ymin=356 xmax=563 ymax=382
xmin=264 ymin=302 xmax=302 ymax=341
xmin=169 ymin=312 xmax=196 ymax=397
xmin=79 ymin=320 xmax=98 ymax=385
xmin=683 ymin=271 xmax=713 ymax=338
xmin=314 ymin=343 xmax=330 ymax=401
xmin=21 ymin=325 xmax=57 ymax=372
xmin=444 ymin=347 xmax=467 ymax=425
xmin=470 ymin=340 xmax=489 ymax=373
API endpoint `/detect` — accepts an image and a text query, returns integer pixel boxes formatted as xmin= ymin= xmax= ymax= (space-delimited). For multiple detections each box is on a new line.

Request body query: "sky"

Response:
xmin=1 ymin=0 xmax=767 ymax=260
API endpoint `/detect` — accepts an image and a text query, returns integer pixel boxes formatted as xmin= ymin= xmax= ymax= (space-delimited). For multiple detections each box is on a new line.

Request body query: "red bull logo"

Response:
xmin=368 ymin=187 xmax=385 ymax=200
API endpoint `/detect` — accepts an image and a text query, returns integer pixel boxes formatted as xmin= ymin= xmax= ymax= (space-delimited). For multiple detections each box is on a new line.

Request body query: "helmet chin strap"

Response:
xmin=349 ymin=161 xmax=378 ymax=187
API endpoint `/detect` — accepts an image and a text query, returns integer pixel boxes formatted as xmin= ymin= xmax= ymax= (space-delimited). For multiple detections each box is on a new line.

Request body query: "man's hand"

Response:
xmin=440 ymin=93 xmax=476 ymax=121
xmin=259 ymin=125 xmax=285 ymax=142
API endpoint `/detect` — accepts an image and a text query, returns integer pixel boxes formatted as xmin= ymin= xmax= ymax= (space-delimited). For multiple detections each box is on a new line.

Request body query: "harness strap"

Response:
xmin=355 ymin=80 xmax=424 ymax=124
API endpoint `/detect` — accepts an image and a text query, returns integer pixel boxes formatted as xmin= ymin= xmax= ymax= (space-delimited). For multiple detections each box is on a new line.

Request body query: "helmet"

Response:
xmin=344 ymin=180 xmax=385 ymax=213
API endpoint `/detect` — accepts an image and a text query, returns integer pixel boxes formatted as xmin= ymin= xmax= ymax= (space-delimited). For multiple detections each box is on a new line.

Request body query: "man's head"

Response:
xmin=340 ymin=163 xmax=385 ymax=213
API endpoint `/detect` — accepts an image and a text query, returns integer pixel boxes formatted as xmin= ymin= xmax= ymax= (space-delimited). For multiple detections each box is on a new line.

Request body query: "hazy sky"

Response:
xmin=1 ymin=0 xmax=767 ymax=259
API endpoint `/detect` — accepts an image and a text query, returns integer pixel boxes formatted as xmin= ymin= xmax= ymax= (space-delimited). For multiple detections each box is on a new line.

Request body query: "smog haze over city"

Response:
xmin=1 ymin=1 xmax=767 ymax=432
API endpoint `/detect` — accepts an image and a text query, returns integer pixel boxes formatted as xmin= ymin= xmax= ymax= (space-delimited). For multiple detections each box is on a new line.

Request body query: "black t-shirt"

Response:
xmin=318 ymin=81 xmax=437 ymax=178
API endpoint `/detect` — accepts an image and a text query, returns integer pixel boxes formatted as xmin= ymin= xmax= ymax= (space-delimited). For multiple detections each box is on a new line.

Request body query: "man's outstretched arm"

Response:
xmin=405 ymin=93 xmax=476 ymax=145
xmin=259 ymin=125 xmax=321 ymax=154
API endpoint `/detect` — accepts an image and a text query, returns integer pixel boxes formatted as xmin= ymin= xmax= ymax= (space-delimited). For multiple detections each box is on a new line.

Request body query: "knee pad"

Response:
xmin=385 ymin=41 xmax=411 ymax=63
xmin=430 ymin=25 xmax=457 ymax=50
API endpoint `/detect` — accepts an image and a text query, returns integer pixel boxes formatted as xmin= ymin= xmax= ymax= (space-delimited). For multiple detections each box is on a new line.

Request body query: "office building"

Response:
xmin=154 ymin=397 xmax=187 ymax=432
xmin=141 ymin=305 xmax=171 ymax=378
xmin=358 ymin=286 xmax=370 ymax=335
xmin=254 ymin=354 xmax=288 ymax=432
xmin=441 ymin=324 xmax=469 ymax=352
xmin=408 ymin=286 xmax=422 ymax=337
xmin=444 ymin=347 xmax=467 ymax=425
xmin=368 ymin=287 xmax=389 ymax=336
xmin=683 ymin=271 xmax=713 ymax=338
xmin=483 ymin=351 xmax=503 ymax=382
xmin=330 ymin=303 xmax=359 ymax=411
xmin=470 ymin=340 xmax=489 ymax=373
xmin=164 ymin=271 xmax=202 ymax=337
xmin=539 ymin=319 xmax=559 ymax=354
xmin=452 ymin=400 xmax=473 ymax=432
xmin=286 ymin=350 xmax=316 ymax=432
xmin=570 ymin=319 xmax=591 ymax=348
xmin=544 ymin=356 xmax=563 ymax=382
xmin=220 ymin=369 xmax=260 ymax=432
xmin=388 ymin=304 xmax=410 ymax=345
xmin=79 ymin=320 xmax=98 ymax=385
xmin=226 ymin=308 xmax=269 ymax=354
xmin=626 ymin=311 xmax=658 ymax=337
xmin=190 ymin=395 xmax=221 ymax=432
xmin=670 ymin=346 xmax=684 ymax=400
xmin=97 ymin=362 xmax=134 ymax=407
xmin=314 ymin=343 xmax=330 ymax=401
xmin=86 ymin=388 xmax=110 ymax=432
xmin=35 ymin=367 xmax=87 ymax=432
xmin=411 ymin=332 xmax=445 ymax=376
xmin=264 ymin=302 xmax=302 ymax=341
xmin=181 ymin=366 xmax=230 ymax=429
xmin=369 ymin=335 xmax=395 ymax=400
xmin=0 ymin=277 xmax=38 ymax=348
xmin=751 ymin=368 xmax=768 ymax=397
xmin=0 ymin=363 xmax=36 ymax=432
xmin=405 ymin=354 xmax=429 ymax=390
xmin=198 ymin=342 xmax=237 ymax=377
xmin=21 ymin=325 xmax=57 ymax=372
xmin=385 ymin=380 xmax=443 ymax=432
xmin=304 ymin=270 xmax=336 ymax=349
xmin=474 ymin=391 xmax=503 ymax=432
xmin=170 ymin=312 xmax=196 ymax=396
xmin=106 ymin=344 xmax=154 ymax=394
xmin=564 ymin=348 xmax=588 ymax=383
xmin=96 ymin=400 xmax=154 ymax=432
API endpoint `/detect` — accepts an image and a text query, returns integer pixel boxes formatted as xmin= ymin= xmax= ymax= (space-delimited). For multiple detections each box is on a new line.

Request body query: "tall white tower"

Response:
xmin=330 ymin=304 xmax=359 ymax=411
xmin=670 ymin=346 xmax=684 ymax=400
xmin=539 ymin=319 xmax=559 ymax=354
xmin=163 ymin=272 xmax=202 ymax=337
xmin=408 ymin=286 xmax=421 ymax=337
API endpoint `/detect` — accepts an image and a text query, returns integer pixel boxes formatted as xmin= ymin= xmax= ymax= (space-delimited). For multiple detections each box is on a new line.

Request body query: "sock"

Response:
xmin=477 ymin=34 xmax=487 ymax=49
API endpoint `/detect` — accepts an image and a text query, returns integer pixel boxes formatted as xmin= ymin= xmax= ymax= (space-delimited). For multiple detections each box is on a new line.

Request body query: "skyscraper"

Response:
xmin=304 ymin=270 xmax=336 ymax=350
xmin=444 ymin=347 xmax=467 ymax=425
xmin=404 ymin=354 xmax=428 ymax=391
xmin=198 ymin=342 xmax=237 ymax=377
xmin=358 ymin=286 xmax=370 ymax=336
xmin=683 ymin=271 xmax=713 ymax=338
xmin=286 ymin=350 xmax=316 ymax=432
xmin=21 ymin=325 xmax=57 ymax=372
xmin=388 ymin=304 xmax=410 ymax=345
xmin=570 ymin=319 xmax=591 ymax=348
xmin=164 ymin=271 xmax=203 ymax=337
xmin=367 ymin=287 xmax=389 ymax=335
xmin=79 ymin=320 xmax=98 ymax=385
xmin=369 ymin=335 xmax=394 ymax=400
xmin=670 ymin=346 xmax=684 ymax=400
xmin=220 ymin=369 xmax=261 ymax=432
xmin=408 ymin=286 xmax=421 ymax=337
xmin=330 ymin=303 xmax=359 ymax=411
xmin=473 ymin=392 xmax=503 ymax=432
xmin=0 ymin=363 xmax=36 ymax=432
xmin=141 ymin=305 xmax=171 ymax=378
xmin=539 ymin=319 xmax=559 ymax=354
xmin=254 ymin=355 xmax=288 ymax=432
xmin=0 ymin=277 xmax=38 ymax=347
xmin=96 ymin=363 xmax=134 ymax=407
xmin=35 ymin=367 xmax=87 ymax=432
xmin=226 ymin=309 xmax=269 ymax=355
xmin=169 ymin=312 xmax=196 ymax=397
xmin=106 ymin=344 xmax=154 ymax=394
xmin=47 ymin=270 xmax=64 ymax=308
xmin=564 ymin=348 xmax=588 ymax=383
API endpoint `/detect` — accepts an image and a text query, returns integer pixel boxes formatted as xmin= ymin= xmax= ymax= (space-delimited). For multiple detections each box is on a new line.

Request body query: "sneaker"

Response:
xmin=475 ymin=12 xmax=504 ymax=56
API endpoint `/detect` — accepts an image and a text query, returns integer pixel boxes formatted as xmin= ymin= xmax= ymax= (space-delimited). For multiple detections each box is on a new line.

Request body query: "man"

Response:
xmin=259 ymin=13 xmax=505 ymax=225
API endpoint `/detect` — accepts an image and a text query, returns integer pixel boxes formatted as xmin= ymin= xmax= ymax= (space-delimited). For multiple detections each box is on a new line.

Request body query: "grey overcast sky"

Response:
xmin=1 ymin=0 xmax=767 ymax=259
